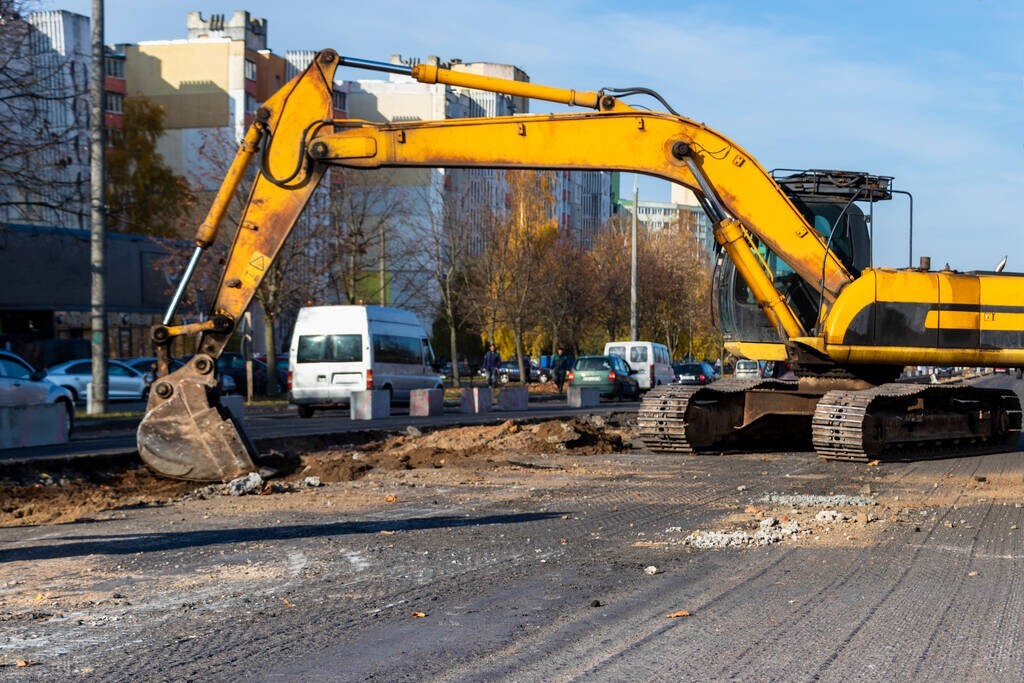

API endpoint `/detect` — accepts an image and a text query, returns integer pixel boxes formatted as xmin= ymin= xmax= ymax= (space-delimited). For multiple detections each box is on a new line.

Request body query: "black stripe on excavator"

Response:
xmin=842 ymin=302 xmax=1024 ymax=349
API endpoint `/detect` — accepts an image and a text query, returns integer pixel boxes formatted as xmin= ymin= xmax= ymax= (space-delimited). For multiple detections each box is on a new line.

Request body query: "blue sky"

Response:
xmin=50 ymin=1 xmax=1024 ymax=271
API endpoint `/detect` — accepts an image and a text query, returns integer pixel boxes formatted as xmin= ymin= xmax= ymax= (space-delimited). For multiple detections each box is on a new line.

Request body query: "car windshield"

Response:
xmin=575 ymin=357 xmax=611 ymax=371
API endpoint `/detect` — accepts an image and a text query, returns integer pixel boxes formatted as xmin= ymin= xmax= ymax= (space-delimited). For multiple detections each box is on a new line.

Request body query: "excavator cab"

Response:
xmin=714 ymin=170 xmax=889 ymax=352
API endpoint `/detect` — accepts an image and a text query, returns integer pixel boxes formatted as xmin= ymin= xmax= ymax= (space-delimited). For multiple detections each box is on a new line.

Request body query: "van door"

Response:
xmin=293 ymin=333 xmax=365 ymax=403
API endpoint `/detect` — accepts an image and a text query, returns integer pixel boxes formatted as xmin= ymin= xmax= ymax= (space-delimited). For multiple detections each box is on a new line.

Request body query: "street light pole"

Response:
xmin=88 ymin=0 xmax=107 ymax=414
xmin=630 ymin=175 xmax=638 ymax=341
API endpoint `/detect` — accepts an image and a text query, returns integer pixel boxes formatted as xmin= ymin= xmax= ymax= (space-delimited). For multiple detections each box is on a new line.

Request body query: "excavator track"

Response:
xmin=637 ymin=378 xmax=814 ymax=453
xmin=812 ymin=382 xmax=1023 ymax=462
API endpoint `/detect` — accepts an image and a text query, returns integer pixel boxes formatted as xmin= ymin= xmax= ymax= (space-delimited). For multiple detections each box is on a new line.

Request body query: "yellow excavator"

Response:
xmin=137 ymin=49 xmax=1023 ymax=481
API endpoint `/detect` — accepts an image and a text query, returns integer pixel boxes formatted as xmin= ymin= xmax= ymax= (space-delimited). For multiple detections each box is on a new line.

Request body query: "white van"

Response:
xmin=288 ymin=305 xmax=443 ymax=417
xmin=603 ymin=341 xmax=675 ymax=392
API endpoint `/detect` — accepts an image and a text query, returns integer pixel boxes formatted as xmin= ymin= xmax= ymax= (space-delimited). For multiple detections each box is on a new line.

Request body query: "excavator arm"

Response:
xmin=139 ymin=49 xmax=859 ymax=481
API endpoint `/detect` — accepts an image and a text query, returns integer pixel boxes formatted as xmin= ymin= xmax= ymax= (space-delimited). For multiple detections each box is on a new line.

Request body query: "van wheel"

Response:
xmin=297 ymin=405 xmax=314 ymax=418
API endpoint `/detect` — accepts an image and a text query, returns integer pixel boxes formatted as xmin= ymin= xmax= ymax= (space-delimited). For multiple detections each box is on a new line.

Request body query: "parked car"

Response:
xmin=733 ymin=359 xmax=762 ymax=379
xmin=120 ymin=357 xmax=237 ymax=394
xmin=200 ymin=352 xmax=288 ymax=395
xmin=567 ymin=355 xmax=640 ymax=400
xmin=498 ymin=359 xmax=546 ymax=384
xmin=45 ymin=358 xmax=148 ymax=403
xmin=253 ymin=353 xmax=289 ymax=391
xmin=440 ymin=361 xmax=473 ymax=382
xmin=673 ymin=361 xmax=717 ymax=385
xmin=0 ymin=350 xmax=75 ymax=435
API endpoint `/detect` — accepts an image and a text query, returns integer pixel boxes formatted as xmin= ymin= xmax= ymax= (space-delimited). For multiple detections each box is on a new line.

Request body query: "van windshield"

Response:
xmin=297 ymin=334 xmax=363 ymax=363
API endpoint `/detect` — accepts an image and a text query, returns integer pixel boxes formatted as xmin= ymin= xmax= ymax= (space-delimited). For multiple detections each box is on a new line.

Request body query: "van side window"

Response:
xmin=297 ymin=334 xmax=363 ymax=363
xmin=372 ymin=334 xmax=424 ymax=365
xmin=630 ymin=347 xmax=648 ymax=363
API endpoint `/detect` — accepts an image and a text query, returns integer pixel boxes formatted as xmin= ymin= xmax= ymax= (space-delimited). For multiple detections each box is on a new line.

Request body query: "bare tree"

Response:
xmin=316 ymin=169 xmax=404 ymax=307
xmin=637 ymin=211 xmax=716 ymax=359
xmin=588 ymin=214 xmax=632 ymax=342
xmin=533 ymin=231 xmax=593 ymax=355
xmin=0 ymin=2 xmax=91 ymax=228
xmin=412 ymin=173 xmax=479 ymax=385
xmin=487 ymin=170 xmax=558 ymax=382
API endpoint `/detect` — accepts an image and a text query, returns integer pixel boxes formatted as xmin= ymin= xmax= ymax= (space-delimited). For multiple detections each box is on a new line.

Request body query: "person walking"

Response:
xmin=552 ymin=347 xmax=571 ymax=393
xmin=482 ymin=344 xmax=502 ymax=388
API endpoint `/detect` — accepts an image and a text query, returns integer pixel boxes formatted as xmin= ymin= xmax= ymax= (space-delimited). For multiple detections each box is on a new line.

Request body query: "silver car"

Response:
xmin=120 ymin=357 xmax=238 ymax=394
xmin=734 ymin=359 xmax=762 ymax=379
xmin=0 ymin=350 xmax=75 ymax=435
xmin=45 ymin=358 xmax=149 ymax=403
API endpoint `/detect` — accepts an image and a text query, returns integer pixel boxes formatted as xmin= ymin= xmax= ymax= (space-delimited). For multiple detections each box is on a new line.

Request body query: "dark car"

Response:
xmin=673 ymin=361 xmax=717 ymax=385
xmin=440 ymin=361 xmax=473 ymax=382
xmin=568 ymin=355 xmax=639 ymax=400
xmin=181 ymin=352 xmax=279 ymax=396
xmin=498 ymin=359 xmax=546 ymax=383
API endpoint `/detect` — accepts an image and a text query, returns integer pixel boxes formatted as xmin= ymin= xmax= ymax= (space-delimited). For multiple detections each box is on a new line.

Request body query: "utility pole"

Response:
xmin=630 ymin=175 xmax=638 ymax=341
xmin=88 ymin=0 xmax=107 ymax=414
xmin=379 ymin=221 xmax=386 ymax=305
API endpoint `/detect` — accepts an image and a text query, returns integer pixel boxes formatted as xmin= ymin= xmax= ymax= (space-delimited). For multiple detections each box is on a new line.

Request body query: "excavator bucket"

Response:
xmin=136 ymin=356 xmax=257 ymax=482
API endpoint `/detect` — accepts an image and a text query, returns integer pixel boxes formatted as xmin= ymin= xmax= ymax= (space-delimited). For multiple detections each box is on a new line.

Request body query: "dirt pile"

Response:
xmin=296 ymin=417 xmax=629 ymax=483
xmin=0 ymin=417 xmax=633 ymax=528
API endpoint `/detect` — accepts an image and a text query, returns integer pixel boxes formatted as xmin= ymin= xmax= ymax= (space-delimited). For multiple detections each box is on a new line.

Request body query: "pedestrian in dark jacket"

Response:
xmin=482 ymin=344 xmax=502 ymax=388
xmin=552 ymin=347 xmax=571 ymax=392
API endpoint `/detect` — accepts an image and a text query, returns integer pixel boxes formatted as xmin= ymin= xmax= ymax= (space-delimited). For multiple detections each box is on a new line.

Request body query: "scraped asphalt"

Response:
xmin=2 ymin=375 xmax=1023 ymax=681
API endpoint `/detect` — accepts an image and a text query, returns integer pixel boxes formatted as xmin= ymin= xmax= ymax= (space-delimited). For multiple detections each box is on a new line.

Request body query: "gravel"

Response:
xmin=759 ymin=493 xmax=876 ymax=507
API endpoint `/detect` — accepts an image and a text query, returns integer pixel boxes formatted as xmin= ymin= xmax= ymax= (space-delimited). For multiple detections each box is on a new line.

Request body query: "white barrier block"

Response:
xmin=409 ymin=388 xmax=444 ymax=417
xmin=567 ymin=386 xmax=601 ymax=408
xmin=460 ymin=387 xmax=491 ymax=414
xmin=350 ymin=390 xmax=391 ymax=420
xmin=497 ymin=386 xmax=528 ymax=411
xmin=0 ymin=404 xmax=69 ymax=448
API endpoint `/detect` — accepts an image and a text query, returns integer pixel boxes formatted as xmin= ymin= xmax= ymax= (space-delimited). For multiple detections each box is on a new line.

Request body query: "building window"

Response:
xmin=104 ymin=57 xmax=124 ymax=79
xmin=332 ymin=90 xmax=346 ymax=111
xmin=244 ymin=58 xmax=257 ymax=81
xmin=245 ymin=92 xmax=258 ymax=115
xmin=104 ymin=92 xmax=123 ymax=114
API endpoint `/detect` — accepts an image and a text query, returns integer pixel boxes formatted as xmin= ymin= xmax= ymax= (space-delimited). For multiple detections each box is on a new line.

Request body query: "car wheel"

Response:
xmin=141 ymin=385 xmax=150 ymax=402
xmin=297 ymin=405 xmax=315 ymax=419
xmin=499 ymin=374 xmax=510 ymax=385
xmin=58 ymin=398 xmax=74 ymax=438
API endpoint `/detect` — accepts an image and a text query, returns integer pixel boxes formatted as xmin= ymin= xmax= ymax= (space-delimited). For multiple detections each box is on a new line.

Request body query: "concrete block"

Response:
xmin=350 ymin=390 xmax=391 ymax=420
xmin=460 ymin=387 xmax=492 ymax=414
xmin=220 ymin=394 xmax=245 ymax=426
xmin=0 ymin=404 xmax=70 ymax=448
xmin=497 ymin=386 xmax=528 ymax=411
xmin=567 ymin=386 xmax=601 ymax=408
xmin=409 ymin=388 xmax=444 ymax=417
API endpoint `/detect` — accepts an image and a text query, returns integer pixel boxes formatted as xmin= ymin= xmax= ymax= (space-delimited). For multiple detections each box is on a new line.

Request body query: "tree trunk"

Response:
xmin=449 ymin=320 xmax=460 ymax=387
xmin=513 ymin=316 xmax=526 ymax=385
